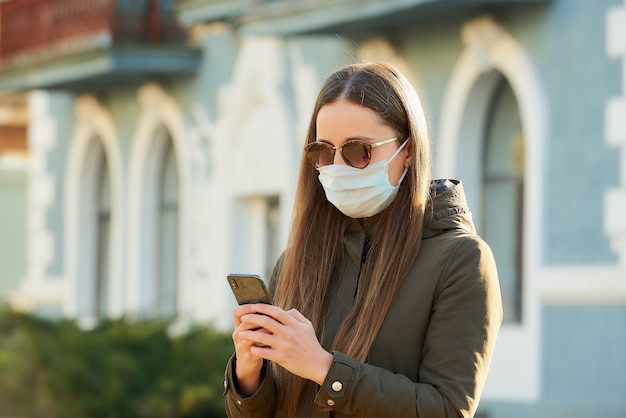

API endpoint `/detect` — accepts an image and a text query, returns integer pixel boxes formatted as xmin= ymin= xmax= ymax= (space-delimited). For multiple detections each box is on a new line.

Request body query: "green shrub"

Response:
xmin=0 ymin=309 xmax=233 ymax=418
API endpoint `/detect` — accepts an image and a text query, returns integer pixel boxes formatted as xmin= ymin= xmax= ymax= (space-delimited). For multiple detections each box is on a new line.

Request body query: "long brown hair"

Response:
xmin=273 ymin=61 xmax=432 ymax=414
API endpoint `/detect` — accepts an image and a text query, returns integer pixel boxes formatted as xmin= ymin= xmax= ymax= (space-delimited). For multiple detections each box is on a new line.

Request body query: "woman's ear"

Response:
xmin=404 ymin=139 xmax=413 ymax=167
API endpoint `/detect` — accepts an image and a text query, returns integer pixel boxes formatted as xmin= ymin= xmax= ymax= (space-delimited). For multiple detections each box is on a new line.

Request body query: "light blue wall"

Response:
xmin=480 ymin=304 xmax=626 ymax=417
xmin=542 ymin=304 xmax=626 ymax=413
xmin=45 ymin=93 xmax=75 ymax=277
xmin=0 ymin=169 xmax=27 ymax=296
xmin=508 ymin=0 xmax=621 ymax=265
xmin=394 ymin=17 xmax=466 ymax=120
xmin=188 ymin=29 xmax=240 ymax=120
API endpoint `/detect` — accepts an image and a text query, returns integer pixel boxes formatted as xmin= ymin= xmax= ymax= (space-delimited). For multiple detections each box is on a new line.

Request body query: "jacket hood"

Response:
xmin=422 ymin=179 xmax=476 ymax=239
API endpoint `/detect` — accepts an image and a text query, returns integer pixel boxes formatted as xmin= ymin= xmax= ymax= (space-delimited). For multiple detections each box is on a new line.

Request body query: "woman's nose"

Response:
xmin=333 ymin=150 xmax=346 ymax=165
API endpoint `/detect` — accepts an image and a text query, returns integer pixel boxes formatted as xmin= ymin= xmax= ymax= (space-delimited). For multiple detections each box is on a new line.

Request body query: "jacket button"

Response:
xmin=331 ymin=381 xmax=343 ymax=392
xmin=327 ymin=399 xmax=335 ymax=406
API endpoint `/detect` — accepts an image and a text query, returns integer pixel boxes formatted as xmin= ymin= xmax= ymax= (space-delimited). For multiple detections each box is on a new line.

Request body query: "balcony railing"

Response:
xmin=0 ymin=0 xmax=187 ymax=66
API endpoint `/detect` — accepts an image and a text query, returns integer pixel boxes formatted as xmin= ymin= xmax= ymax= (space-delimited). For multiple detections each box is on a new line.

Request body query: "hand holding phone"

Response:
xmin=228 ymin=274 xmax=273 ymax=347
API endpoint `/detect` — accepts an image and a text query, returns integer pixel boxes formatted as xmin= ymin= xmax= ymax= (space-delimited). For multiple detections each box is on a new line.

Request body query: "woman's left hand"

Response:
xmin=238 ymin=304 xmax=333 ymax=386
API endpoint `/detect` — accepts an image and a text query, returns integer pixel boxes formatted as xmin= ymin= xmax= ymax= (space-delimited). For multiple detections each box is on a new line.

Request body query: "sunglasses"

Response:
xmin=305 ymin=137 xmax=399 ymax=169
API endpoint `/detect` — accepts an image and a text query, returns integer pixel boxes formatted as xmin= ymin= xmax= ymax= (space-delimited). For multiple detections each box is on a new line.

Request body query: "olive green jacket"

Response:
xmin=224 ymin=180 xmax=503 ymax=417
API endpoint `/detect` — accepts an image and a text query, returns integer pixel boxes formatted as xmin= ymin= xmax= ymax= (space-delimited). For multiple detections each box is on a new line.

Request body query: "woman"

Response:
xmin=224 ymin=61 xmax=503 ymax=417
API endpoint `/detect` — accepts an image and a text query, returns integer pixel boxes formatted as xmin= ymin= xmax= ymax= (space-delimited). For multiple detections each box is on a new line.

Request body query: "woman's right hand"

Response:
xmin=232 ymin=304 xmax=267 ymax=396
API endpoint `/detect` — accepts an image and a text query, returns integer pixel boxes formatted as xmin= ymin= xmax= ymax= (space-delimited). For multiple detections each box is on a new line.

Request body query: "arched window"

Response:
xmin=482 ymin=75 xmax=524 ymax=323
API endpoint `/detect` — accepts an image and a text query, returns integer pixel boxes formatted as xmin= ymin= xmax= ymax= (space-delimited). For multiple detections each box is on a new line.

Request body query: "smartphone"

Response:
xmin=227 ymin=274 xmax=273 ymax=305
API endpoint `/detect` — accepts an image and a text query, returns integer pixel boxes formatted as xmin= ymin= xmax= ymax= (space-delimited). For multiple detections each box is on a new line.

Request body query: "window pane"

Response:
xmin=157 ymin=139 xmax=178 ymax=318
xmin=95 ymin=143 xmax=110 ymax=319
xmin=482 ymin=77 xmax=524 ymax=323
xmin=265 ymin=196 xmax=280 ymax=280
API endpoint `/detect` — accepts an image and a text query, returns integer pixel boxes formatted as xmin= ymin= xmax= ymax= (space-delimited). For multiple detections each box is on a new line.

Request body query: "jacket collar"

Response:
xmin=341 ymin=178 xmax=475 ymax=246
xmin=422 ymin=179 xmax=475 ymax=239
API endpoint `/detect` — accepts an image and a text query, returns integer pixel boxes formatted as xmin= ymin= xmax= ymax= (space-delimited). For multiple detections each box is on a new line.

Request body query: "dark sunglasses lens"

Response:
xmin=307 ymin=143 xmax=334 ymax=167
xmin=342 ymin=141 xmax=369 ymax=168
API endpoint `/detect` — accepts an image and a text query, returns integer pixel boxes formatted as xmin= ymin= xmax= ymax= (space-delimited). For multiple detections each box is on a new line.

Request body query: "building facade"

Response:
xmin=0 ymin=0 xmax=625 ymax=415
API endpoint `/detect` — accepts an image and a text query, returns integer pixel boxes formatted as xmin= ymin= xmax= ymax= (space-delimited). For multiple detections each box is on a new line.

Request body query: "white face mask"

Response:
xmin=317 ymin=139 xmax=409 ymax=218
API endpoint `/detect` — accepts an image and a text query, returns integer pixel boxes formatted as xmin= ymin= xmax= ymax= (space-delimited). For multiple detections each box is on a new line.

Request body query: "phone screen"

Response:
xmin=227 ymin=274 xmax=273 ymax=305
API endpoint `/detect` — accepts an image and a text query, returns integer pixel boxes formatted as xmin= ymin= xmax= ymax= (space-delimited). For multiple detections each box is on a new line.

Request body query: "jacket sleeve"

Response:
xmin=313 ymin=236 xmax=503 ymax=417
xmin=224 ymin=355 xmax=278 ymax=418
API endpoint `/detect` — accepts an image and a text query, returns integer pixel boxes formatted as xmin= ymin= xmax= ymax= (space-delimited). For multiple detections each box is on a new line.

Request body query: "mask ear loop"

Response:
xmin=387 ymin=138 xmax=410 ymax=163
xmin=389 ymin=138 xmax=410 ymax=187
xmin=394 ymin=166 xmax=409 ymax=187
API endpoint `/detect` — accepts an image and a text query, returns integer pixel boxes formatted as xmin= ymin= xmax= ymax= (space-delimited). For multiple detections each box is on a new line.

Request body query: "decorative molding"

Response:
xmin=357 ymin=37 xmax=424 ymax=100
xmin=25 ymin=92 xmax=57 ymax=282
xmin=538 ymin=266 xmax=626 ymax=302
xmin=10 ymin=92 xmax=62 ymax=311
xmin=10 ymin=278 xmax=67 ymax=312
xmin=605 ymin=1 xmax=626 ymax=265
